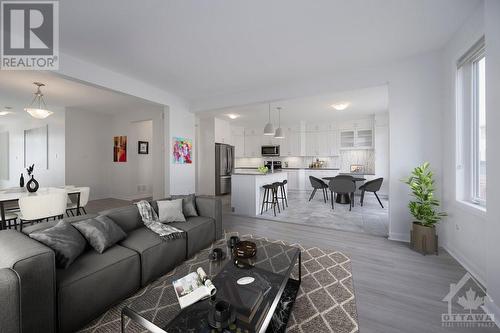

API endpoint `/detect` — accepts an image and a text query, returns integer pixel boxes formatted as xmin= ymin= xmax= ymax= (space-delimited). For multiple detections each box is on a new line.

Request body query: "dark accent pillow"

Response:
xmin=29 ymin=221 xmax=86 ymax=269
xmin=73 ymin=215 xmax=127 ymax=253
xmin=171 ymin=194 xmax=198 ymax=217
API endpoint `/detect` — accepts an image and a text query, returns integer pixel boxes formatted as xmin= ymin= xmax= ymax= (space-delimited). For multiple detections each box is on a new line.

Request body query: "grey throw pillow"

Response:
xmin=172 ymin=194 xmax=198 ymax=217
xmin=29 ymin=221 xmax=86 ymax=269
xmin=73 ymin=215 xmax=126 ymax=253
xmin=157 ymin=199 xmax=186 ymax=223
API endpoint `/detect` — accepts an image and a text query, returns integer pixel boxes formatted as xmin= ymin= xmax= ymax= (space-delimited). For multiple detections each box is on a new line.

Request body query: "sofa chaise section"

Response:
xmin=0 ymin=230 xmax=56 ymax=333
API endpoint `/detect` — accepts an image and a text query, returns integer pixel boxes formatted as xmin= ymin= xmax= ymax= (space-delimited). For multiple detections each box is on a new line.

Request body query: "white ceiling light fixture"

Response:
xmin=226 ymin=113 xmax=240 ymax=119
xmin=24 ymin=82 xmax=53 ymax=119
xmin=274 ymin=107 xmax=284 ymax=139
xmin=331 ymin=102 xmax=350 ymax=111
xmin=263 ymin=103 xmax=275 ymax=135
xmin=0 ymin=106 xmax=13 ymax=116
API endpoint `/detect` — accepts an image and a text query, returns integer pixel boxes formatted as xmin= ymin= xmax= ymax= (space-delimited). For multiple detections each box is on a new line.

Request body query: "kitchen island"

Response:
xmin=231 ymin=171 xmax=287 ymax=216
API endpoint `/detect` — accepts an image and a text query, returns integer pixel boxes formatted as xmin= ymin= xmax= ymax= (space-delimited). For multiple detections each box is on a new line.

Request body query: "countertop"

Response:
xmin=232 ymin=170 xmax=286 ymax=176
xmin=234 ymin=167 xmax=340 ymax=170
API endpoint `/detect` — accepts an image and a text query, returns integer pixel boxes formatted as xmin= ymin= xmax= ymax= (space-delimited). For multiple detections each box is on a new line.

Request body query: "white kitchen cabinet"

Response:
xmin=244 ymin=129 xmax=261 ymax=157
xmin=340 ymin=128 xmax=373 ymax=149
xmin=214 ymin=118 xmax=232 ymax=144
xmin=280 ymin=128 xmax=302 ymax=156
xmin=305 ymin=130 xmax=338 ymax=156
xmin=286 ymin=170 xmax=300 ymax=190
xmin=305 ymin=131 xmax=319 ymax=156
xmin=232 ymin=135 xmax=245 ymax=157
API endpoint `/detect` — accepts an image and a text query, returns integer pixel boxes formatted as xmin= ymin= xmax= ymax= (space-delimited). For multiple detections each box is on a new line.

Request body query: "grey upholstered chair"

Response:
xmin=359 ymin=177 xmax=384 ymax=208
xmin=329 ymin=176 xmax=356 ymax=211
xmin=309 ymin=176 xmax=329 ymax=203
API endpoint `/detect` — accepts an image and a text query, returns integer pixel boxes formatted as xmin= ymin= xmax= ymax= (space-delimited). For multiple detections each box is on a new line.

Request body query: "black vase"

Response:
xmin=26 ymin=175 xmax=39 ymax=193
xmin=19 ymin=173 xmax=25 ymax=187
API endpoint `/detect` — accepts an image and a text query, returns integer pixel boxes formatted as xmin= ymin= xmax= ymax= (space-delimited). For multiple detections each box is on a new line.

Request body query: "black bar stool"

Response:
xmin=276 ymin=180 xmax=288 ymax=210
xmin=261 ymin=183 xmax=280 ymax=216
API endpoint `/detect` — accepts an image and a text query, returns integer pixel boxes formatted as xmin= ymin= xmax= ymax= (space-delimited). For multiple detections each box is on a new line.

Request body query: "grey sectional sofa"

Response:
xmin=0 ymin=196 xmax=222 ymax=333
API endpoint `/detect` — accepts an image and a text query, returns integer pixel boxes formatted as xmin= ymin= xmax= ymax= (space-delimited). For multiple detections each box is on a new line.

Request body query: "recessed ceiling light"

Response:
xmin=226 ymin=113 xmax=240 ymax=119
xmin=331 ymin=102 xmax=350 ymax=110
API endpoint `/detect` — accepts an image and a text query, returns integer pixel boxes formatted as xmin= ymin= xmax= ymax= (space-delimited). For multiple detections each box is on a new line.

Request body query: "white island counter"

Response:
xmin=231 ymin=170 xmax=287 ymax=216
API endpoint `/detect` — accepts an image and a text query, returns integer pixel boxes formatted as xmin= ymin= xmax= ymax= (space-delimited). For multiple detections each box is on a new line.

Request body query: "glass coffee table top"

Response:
xmin=122 ymin=234 xmax=301 ymax=333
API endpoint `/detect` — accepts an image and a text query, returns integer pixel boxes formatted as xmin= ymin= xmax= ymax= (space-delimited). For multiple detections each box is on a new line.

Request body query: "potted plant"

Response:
xmin=402 ymin=162 xmax=446 ymax=255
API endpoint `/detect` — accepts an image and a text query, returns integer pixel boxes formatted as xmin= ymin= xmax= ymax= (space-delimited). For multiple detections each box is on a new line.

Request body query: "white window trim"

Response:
xmin=455 ymin=36 xmax=486 ymax=211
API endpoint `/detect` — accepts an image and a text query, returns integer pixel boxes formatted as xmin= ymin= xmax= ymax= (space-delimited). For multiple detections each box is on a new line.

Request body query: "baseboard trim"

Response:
xmin=442 ymin=243 xmax=486 ymax=287
xmin=388 ymin=232 xmax=410 ymax=243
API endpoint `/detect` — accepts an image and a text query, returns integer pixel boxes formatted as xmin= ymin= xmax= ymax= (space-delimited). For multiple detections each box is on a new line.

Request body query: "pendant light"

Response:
xmin=263 ymin=103 xmax=275 ymax=135
xmin=274 ymin=107 xmax=285 ymax=139
xmin=25 ymin=82 xmax=53 ymax=119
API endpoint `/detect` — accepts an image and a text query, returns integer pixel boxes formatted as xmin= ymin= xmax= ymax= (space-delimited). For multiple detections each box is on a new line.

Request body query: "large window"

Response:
xmin=456 ymin=37 xmax=486 ymax=208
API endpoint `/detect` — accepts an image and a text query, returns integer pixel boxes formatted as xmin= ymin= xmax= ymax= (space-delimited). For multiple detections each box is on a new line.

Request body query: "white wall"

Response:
xmin=65 ymin=107 xmax=163 ymax=201
xmin=57 ymin=52 xmax=195 ymax=197
xmin=197 ymin=117 xmax=216 ymax=195
xmin=0 ymin=108 xmax=65 ymax=189
xmin=374 ymin=112 xmax=389 ymax=196
xmin=484 ymin=0 xmax=500 ymax=325
xmin=193 ymin=51 xmax=444 ymax=243
xmin=134 ymin=120 xmax=153 ymax=197
xmin=440 ymin=4 xmax=487 ymax=284
xmin=65 ymin=108 xmax=112 ymax=200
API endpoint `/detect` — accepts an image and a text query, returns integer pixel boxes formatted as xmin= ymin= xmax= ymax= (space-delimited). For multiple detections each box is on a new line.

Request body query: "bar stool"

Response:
xmin=4 ymin=213 xmax=18 ymax=230
xmin=261 ymin=183 xmax=280 ymax=216
xmin=276 ymin=180 xmax=288 ymax=210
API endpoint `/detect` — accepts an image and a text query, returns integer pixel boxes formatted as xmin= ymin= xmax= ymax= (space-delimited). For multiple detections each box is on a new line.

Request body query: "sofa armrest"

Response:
xmin=0 ymin=268 xmax=20 ymax=333
xmin=196 ymin=196 xmax=223 ymax=240
xmin=0 ymin=230 xmax=56 ymax=333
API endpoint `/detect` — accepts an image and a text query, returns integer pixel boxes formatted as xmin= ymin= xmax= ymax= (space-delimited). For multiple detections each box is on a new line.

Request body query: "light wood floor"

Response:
xmin=88 ymin=198 xmax=499 ymax=333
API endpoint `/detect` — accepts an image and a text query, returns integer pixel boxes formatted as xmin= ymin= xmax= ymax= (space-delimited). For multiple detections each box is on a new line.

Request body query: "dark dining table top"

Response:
xmin=323 ymin=176 xmax=366 ymax=182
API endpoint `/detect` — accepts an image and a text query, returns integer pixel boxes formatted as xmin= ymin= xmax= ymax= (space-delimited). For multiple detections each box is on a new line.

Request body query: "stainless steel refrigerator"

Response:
xmin=215 ymin=143 xmax=234 ymax=195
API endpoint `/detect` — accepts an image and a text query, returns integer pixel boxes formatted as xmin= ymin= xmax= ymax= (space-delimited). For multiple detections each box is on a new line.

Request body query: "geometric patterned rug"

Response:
xmin=79 ymin=232 xmax=359 ymax=333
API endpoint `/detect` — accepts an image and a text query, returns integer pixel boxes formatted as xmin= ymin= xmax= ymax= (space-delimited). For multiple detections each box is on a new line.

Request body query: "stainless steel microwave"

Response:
xmin=261 ymin=145 xmax=280 ymax=157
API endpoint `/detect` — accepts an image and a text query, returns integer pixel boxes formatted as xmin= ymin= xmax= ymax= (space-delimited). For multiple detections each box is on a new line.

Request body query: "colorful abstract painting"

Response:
xmin=172 ymin=137 xmax=192 ymax=164
xmin=113 ymin=136 xmax=127 ymax=162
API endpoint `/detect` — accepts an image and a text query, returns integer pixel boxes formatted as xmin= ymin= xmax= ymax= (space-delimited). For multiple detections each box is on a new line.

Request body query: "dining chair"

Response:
xmin=308 ymin=176 xmax=329 ymax=203
xmin=66 ymin=187 xmax=90 ymax=216
xmin=359 ymin=178 xmax=384 ymax=208
xmin=329 ymin=177 xmax=356 ymax=211
xmin=18 ymin=190 xmax=67 ymax=231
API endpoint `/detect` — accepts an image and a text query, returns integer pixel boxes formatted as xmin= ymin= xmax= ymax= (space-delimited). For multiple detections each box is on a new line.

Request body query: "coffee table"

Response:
xmin=121 ymin=235 xmax=301 ymax=333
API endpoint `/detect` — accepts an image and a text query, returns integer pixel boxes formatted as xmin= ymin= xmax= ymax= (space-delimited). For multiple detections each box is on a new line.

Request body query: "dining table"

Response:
xmin=322 ymin=175 xmax=366 ymax=204
xmin=0 ymin=186 xmax=84 ymax=230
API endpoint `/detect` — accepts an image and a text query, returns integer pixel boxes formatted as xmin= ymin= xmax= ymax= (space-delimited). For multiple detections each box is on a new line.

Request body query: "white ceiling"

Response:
xmin=0 ymin=71 xmax=162 ymax=121
xmin=199 ymin=85 xmax=388 ymax=127
xmin=60 ymin=0 xmax=480 ymax=101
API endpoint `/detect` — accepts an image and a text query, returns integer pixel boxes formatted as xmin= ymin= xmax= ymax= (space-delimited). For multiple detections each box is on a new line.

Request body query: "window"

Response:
xmin=456 ymin=37 xmax=486 ymax=208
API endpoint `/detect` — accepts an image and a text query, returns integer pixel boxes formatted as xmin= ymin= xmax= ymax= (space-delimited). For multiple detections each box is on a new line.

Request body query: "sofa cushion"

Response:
xmin=56 ymin=245 xmax=140 ymax=333
xmin=73 ymin=216 xmax=127 ymax=253
xmin=119 ymin=227 xmax=186 ymax=286
xmin=170 ymin=216 xmax=216 ymax=258
xmin=29 ymin=221 xmax=87 ymax=269
xmin=100 ymin=205 xmax=143 ymax=233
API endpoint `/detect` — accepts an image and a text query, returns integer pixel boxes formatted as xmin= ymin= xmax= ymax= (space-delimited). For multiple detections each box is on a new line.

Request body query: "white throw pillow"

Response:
xmin=157 ymin=199 xmax=186 ymax=223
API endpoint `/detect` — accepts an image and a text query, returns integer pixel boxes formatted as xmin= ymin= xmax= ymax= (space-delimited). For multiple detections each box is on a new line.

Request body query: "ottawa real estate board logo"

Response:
xmin=1 ymin=1 xmax=59 ymax=70
xmin=442 ymin=272 xmax=495 ymax=328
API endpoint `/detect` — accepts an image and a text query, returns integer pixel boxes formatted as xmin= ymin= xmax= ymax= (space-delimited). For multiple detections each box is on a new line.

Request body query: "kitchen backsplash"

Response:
xmin=339 ymin=150 xmax=375 ymax=173
xmin=235 ymin=150 xmax=375 ymax=172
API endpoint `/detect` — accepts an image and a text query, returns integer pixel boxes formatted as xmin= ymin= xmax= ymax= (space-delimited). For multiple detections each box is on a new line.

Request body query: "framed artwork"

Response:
xmin=172 ymin=137 xmax=192 ymax=164
xmin=113 ymin=136 xmax=127 ymax=162
xmin=138 ymin=141 xmax=149 ymax=154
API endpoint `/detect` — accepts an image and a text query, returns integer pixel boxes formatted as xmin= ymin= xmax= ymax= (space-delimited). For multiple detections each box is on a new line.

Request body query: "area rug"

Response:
xmin=79 ymin=232 xmax=359 ymax=333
